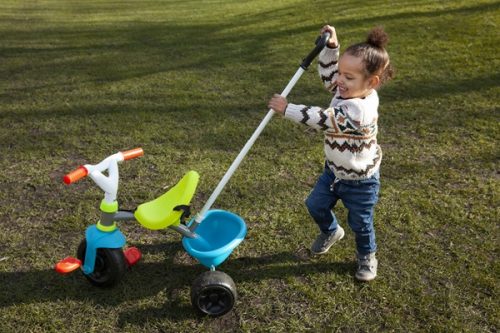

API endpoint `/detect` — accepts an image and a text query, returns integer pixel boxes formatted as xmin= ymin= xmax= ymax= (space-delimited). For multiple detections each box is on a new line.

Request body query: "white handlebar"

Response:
xmin=85 ymin=153 xmax=123 ymax=203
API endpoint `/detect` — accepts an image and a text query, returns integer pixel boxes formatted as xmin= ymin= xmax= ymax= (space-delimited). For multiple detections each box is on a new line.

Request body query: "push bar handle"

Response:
xmin=300 ymin=32 xmax=331 ymax=70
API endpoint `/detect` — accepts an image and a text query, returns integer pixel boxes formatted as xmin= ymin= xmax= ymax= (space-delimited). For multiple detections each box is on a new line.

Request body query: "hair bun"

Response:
xmin=366 ymin=26 xmax=389 ymax=48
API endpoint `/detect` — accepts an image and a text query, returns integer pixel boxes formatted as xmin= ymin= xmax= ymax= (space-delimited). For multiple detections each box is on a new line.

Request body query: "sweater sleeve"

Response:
xmin=284 ymin=103 xmax=339 ymax=132
xmin=318 ymin=45 xmax=340 ymax=93
xmin=284 ymin=100 xmax=369 ymax=134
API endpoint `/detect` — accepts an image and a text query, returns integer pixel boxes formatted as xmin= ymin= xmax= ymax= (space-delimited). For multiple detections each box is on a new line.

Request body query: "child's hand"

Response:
xmin=268 ymin=94 xmax=288 ymax=114
xmin=321 ymin=25 xmax=338 ymax=48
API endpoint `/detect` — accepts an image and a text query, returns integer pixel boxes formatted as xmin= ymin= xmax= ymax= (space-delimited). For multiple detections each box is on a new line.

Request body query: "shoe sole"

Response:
xmin=355 ymin=273 xmax=377 ymax=282
xmin=310 ymin=227 xmax=345 ymax=255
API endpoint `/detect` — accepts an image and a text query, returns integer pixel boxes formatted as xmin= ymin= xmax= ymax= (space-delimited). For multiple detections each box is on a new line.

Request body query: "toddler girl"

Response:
xmin=268 ymin=25 xmax=394 ymax=281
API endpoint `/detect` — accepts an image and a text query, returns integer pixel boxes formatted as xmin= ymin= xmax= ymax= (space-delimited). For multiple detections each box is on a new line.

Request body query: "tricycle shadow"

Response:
xmin=0 ymin=242 xmax=191 ymax=306
xmin=0 ymin=242 xmax=354 ymax=323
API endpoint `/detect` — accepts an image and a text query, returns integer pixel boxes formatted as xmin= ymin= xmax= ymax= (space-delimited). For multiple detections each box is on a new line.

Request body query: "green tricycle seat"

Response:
xmin=134 ymin=170 xmax=199 ymax=230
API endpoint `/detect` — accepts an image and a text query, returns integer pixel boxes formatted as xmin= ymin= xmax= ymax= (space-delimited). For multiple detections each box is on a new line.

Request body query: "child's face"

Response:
xmin=336 ymin=53 xmax=378 ymax=99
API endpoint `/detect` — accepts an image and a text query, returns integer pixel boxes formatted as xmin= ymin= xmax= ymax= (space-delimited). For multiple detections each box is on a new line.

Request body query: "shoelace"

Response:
xmin=358 ymin=258 xmax=374 ymax=269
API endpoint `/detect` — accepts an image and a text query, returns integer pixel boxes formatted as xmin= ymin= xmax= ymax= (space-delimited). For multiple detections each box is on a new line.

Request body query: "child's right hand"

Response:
xmin=321 ymin=25 xmax=338 ymax=48
xmin=268 ymin=94 xmax=288 ymax=115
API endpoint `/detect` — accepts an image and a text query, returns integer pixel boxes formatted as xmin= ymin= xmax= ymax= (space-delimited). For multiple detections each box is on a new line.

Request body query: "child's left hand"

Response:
xmin=268 ymin=94 xmax=288 ymax=114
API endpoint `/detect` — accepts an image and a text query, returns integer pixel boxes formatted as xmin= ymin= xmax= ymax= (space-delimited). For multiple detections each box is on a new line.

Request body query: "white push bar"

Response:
xmin=191 ymin=67 xmax=305 ymax=228
xmin=190 ymin=32 xmax=330 ymax=230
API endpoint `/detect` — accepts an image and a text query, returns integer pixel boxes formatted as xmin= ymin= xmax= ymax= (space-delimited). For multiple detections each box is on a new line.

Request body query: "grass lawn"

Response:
xmin=0 ymin=0 xmax=498 ymax=331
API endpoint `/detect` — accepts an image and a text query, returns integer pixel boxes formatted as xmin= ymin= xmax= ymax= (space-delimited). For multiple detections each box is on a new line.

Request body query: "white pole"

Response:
xmin=192 ymin=67 xmax=306 ymax=228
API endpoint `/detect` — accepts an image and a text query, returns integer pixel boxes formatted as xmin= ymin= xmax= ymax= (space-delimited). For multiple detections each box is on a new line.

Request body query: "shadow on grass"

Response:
xmin=1 ymin=0 xmax=497 ymax=166
xmin=116 ymin=244 xmax=355 ymax=326
xmin=0 ymin=241 xmax=354 ymax=324
xmin=2 ymin=1 xmax=497 ymax=116
xmin=383 ymin=72 xmax=500 ymax=102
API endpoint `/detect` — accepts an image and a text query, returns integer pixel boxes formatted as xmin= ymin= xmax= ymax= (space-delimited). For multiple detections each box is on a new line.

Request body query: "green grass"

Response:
xmin=0 ymin=0 xmax=498 ymax=331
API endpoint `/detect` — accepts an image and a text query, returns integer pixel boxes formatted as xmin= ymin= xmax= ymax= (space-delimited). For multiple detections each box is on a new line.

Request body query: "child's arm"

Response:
xmin=283 ymin=100 xmax=373 ymax=136
xmin=268 ymin=94 xmax=357 ymax=132
xmin=318 ymin=25 xmax=340 ymax=93
xmin=284 ymin=103 xmax=337 ymax=131
xmin=267 ymin=95 xmax=373 ymax=135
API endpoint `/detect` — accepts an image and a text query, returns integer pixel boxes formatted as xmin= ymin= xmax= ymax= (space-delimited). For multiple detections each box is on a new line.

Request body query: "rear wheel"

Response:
xmin=191 ymin=270 xmax=237 ymax=316
xmin=77 ymin=239 xmax=126 ymax=288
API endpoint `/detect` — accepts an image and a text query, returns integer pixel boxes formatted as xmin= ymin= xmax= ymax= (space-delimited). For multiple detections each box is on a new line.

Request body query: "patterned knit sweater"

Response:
xmin=284 ymin=45 xmax=382 ymax=180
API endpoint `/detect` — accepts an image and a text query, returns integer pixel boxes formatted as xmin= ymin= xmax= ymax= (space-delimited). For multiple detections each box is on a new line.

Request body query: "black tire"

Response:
xmin=76 ymin=239 xmax=126 ymax=288
xmin=191 ymin=270 xmax=237 ymax=317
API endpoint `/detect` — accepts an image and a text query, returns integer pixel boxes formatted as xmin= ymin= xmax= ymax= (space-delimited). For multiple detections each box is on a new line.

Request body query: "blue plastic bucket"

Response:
xmin=182 ymin=210 xmax=247 ymax=268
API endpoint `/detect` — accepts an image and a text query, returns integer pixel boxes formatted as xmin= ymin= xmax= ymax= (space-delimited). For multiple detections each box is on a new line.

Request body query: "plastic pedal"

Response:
xmin=124 ymin=247 xmax=142 ymax=267
xmin=55 ymin=257 xmax=82 ymax=275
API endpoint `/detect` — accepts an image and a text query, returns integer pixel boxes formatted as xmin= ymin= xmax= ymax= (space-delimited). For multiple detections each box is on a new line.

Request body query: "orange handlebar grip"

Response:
xmin=121 ymin=148 xmax=144 ymax=160
xmin=63 ymin=166 xmax=88 ymax=184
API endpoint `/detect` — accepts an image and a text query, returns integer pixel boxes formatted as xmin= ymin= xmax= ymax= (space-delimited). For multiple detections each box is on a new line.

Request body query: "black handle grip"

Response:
xmin=300 ymin=32 xmax=331 ymax=70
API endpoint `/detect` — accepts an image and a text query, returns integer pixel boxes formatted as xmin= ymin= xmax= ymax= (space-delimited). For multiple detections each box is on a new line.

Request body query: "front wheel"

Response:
xmin=191 ymin=270 xmax=237 ymax=316
xmin=77 ymin=239 xmax=126 ymax=288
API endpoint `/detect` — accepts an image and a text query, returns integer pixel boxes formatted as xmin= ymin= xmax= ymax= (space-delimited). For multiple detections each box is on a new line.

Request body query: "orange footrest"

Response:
xmin=55 ymin=257 xmax=82 ymax=275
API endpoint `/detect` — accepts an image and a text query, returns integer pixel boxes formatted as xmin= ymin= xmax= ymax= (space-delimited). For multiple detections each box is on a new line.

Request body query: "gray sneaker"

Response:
xmin=310 ymin=226 xmax=345 ymax=255
xmin=355 ymin=252 xmax=378 ymax=282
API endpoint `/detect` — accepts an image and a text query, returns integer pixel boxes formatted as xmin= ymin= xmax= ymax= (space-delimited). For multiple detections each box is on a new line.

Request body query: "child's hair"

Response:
xmin=344 ymin=26 xmax=394 ymax=85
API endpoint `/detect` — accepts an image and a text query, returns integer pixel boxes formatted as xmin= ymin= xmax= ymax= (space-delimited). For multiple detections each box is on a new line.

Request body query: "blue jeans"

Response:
xmin=305 ymin=167 xmax=380 ymax=255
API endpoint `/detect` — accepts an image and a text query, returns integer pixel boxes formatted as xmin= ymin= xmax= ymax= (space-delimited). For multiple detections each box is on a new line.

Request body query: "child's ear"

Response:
xmin=369 ymin=75 xmax=381 ymax=89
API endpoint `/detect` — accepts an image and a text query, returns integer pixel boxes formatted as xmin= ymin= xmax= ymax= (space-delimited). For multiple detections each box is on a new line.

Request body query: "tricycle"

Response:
xmin=54 ymin=31 xmax=330 ymax=316
xmin=55 ymin=148 xmax=246 ymax=316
